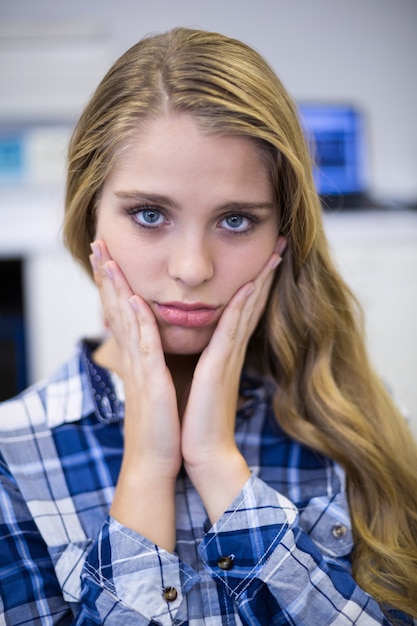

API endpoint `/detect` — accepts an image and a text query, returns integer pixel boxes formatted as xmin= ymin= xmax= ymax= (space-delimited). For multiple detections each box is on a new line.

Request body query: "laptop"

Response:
xmin=298 ymin=103 xmax=378 ymax=210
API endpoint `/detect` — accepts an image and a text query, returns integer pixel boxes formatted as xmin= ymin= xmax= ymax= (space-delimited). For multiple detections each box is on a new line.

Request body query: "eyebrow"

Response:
xmin=115 ymin=191 xmax=181 ymax=210
xmin=114 ymin=190 xmax=276 ymax=213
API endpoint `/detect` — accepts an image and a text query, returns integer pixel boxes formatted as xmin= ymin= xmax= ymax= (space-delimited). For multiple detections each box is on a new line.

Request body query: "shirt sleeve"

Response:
xmin=81 ymin=517 xmax=198 ymax=625
xmin=0 ymin=456 xmax=197 ymax=626
xmin=199 ymin=473 xmax=415 ymax=626
xmin=0 ymin=458 xmax=77 ymax=625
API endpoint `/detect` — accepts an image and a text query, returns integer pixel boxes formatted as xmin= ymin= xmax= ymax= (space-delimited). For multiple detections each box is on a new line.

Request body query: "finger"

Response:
xmin=90 ymin=239 xmax=137 ymax=338
xmin=89 ymin=239 xmax=113 ymax=289
xmin=89 ymin=253 xmax=102 ymax=287
xmin=101 ymin=262 xmax=166 ymax=370
xmin=198 ymin=252 xmax=282 ymax=380
xmin=102 ymin=261 xmax=147 ymax=357
xmin=275 ymin=234 xmax=287 ymax=257
xmin=128 ymin=295 xmax=168 ymax=371
xmin=101 ymin=271 xmax=127 ymax=343
xmin=90 ymin=254 xmax=133 ymax=344
xmin=90 ymin=239 xmax=112 ymax=266
xmin=243 ymin=251 xmax=281 ymax=327
xmin=196 ymin=283 xmax=256 ymax=382
xmin=91 ymin=240 xmax=136 ymax=315
xmin=126 ymin=296 xmax=178 ymax=421
xmin=90 ymin=242 xmax=166 ymax=373
xmin=215 ymin=251 xmax=281 ymax=346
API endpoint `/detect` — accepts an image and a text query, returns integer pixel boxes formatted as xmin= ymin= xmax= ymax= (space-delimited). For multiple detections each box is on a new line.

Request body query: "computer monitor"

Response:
xmin=298 ymin=103 xmax=369 ymax=200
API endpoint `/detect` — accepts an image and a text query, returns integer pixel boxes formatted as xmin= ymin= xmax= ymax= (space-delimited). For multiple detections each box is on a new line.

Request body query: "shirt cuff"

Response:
xmin=199 ymin=473 xmax=298 ymax=598
xmin=82 ymin=516 xmax=198 ymax=624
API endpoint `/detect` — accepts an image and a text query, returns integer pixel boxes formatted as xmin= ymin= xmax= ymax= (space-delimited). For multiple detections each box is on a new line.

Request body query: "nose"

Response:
xmin=168 ymin=233 xmax=214 ymax=287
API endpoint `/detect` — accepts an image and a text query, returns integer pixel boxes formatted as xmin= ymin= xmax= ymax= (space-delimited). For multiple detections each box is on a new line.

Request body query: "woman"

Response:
xmin=0 ymin=27 xmax=416 ymax=625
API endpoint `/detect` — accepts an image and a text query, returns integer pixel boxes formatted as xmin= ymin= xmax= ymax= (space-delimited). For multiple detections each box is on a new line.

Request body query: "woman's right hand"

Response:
xmin=90 ymin=240 xmax=181 ymax=550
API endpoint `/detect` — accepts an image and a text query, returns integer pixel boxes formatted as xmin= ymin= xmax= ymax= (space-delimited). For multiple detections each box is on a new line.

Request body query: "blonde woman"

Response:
xmin=0 ymin=27 xmax=416 ymax=625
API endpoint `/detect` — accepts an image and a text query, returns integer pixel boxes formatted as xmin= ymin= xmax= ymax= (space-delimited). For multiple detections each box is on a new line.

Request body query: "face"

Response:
xmin=95 ymin=113 xmax=279 ymax=355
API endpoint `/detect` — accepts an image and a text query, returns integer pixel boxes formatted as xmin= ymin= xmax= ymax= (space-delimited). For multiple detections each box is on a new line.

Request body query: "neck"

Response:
xmin=92 ymin=335 xmax=199 ymax=407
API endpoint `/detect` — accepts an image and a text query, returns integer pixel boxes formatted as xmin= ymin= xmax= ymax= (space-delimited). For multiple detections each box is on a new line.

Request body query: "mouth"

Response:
xmin=155 ymin=301 xmax=221 ymax=328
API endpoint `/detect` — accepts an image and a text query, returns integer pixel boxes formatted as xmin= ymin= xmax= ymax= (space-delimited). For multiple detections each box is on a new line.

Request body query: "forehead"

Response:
xmin=107 ymin=113 xmax=274 ymax=196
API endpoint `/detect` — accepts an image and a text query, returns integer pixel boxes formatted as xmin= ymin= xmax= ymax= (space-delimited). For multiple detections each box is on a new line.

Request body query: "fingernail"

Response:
xmin=129 ymin=297 xmax=139 ymax=312
xmin=271 ymin=255 xmax=282 ymax=270
xmin=90 ymin=241 xmax=101 ymax=261
xmin=276 ymin=238 xmax=287 ymax=256
xmin=103 ymin=262 xmax=113 ymax=279
xmin=245 ymin=283 xmax=255 ymax=297
xmin=89 ymin=254 xmax=98 ymax=272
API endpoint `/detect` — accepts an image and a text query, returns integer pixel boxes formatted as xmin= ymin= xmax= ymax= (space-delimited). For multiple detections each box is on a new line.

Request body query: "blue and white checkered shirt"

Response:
xmin=0 ymin=340 xmax=413 ymax=625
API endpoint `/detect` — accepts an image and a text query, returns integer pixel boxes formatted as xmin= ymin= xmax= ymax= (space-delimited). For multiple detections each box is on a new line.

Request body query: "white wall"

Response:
xmin=1 ymin=0 xmax=417 ymax=202
xmin=324 ymin=210 xmax=417 ymax=438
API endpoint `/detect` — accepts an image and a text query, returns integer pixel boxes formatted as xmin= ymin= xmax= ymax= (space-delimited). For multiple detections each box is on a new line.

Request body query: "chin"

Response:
xmin=160 ymin=326 xmax=214 ymax=355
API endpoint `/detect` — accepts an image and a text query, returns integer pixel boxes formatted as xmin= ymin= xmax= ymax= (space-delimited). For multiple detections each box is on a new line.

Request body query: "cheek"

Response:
xmin=115 ymin=243 xmax=163 ymax=294
xmin=223 ymin=241 xmax=275 ymax=286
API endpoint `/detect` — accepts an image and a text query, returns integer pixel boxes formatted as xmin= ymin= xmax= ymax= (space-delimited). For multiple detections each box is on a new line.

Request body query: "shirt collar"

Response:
xmin=81 ymin=339 xmax=125 ymax=424
xmin=81 ymin=339 xmax=273 ymax=426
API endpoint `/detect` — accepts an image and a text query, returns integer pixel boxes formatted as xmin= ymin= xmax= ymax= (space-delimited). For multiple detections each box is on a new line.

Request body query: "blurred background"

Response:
xmin=0 ymin=0 xmax=416 ymax=435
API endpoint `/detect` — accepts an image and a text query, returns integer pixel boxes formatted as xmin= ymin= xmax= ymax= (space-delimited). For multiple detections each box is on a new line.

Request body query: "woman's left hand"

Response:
xmin=181 ymin=242 xmax=284 ymax=523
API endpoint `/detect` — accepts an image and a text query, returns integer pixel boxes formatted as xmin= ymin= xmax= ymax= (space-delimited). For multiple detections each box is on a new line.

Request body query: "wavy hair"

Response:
xmin=64 ymin=27 xmax=417 ymax=616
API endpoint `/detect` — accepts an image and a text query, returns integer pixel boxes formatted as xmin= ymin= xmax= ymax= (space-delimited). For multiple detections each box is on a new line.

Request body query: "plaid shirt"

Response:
xmin=0 ymin=340 xmax=413 ymax=625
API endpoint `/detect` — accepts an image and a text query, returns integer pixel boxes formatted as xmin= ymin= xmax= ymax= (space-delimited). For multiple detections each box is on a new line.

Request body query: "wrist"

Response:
xmin=111 ymin=464 xmax=177 ymax=551
xmin=121 ymin=447 xmax=182 ymax=481
xmin=185 ymin=451 xmax=251 ymax=524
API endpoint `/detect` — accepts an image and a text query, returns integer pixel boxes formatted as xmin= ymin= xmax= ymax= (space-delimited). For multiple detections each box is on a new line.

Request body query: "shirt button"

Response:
xmin=218 ymin=556 xmax=234 ymax=570
xmin=331 ymin=523 xmax=347 ymax=539
xmin=162 ymin=587 xmax=178 ymax=602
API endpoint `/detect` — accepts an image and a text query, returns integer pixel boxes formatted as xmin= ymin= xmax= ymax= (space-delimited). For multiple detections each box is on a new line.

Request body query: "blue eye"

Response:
xmin=128 ymin=207 xmax=166 ymax=228
xmin=139 ymin=208 xmax=162 ymax=225
xmin=221 ymin=214 xmax=254 ymax=233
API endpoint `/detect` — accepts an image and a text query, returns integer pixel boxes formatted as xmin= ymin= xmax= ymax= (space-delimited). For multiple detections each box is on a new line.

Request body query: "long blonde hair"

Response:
xmin=64 ymin=27 xmax=417 ymax=616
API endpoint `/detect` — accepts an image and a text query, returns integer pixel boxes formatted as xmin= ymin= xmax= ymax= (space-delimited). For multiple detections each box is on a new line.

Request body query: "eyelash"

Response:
xmin=125 ymin=205 xmax=260 ymax=234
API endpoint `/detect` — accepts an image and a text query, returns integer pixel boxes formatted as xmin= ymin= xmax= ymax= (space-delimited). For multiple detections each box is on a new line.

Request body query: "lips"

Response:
xmin=155 ymin=301 xmax=220 ymax=328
